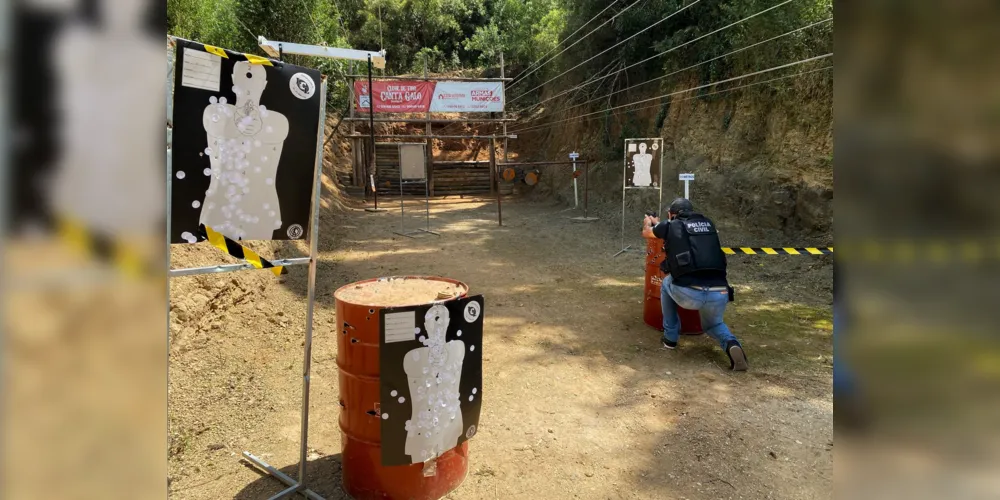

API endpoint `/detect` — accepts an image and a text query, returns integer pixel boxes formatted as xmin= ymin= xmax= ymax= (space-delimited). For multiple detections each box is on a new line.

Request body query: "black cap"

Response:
xmin=668 ymin=198 xmax=693 ymax=215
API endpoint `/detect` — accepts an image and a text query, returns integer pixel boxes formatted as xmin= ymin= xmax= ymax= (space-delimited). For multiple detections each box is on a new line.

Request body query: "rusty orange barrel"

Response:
xmin=335 ymin=276 xmax=471 ymax=500
xmin=644 ymin=236 xmax=703 ymax=334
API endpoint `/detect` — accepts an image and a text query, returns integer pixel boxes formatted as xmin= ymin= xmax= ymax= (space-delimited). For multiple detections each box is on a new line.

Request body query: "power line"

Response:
xmin=612 ymin=65 xmax=831 ymax=122
xmin=557 ymin=17 xmax=832 ymax=116
xmin=510 ymin=0 xmax=637 ymax=88
xmin=514 ymin=65 xmax=832 ymax=136
xmin=509 ymin=0 xmax=704 ymax=104
xmin=510 ymin=53 xmax=833 ymax=134
xmin=518 ymin=0 xmax=800 ymax=113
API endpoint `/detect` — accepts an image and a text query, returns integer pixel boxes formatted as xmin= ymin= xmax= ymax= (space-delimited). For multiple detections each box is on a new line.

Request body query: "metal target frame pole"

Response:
xmin=165 ymin=45 xmax=328 ymax=500
xmin=393 ymin=142 xmax=439 ymax=238
xmin=614 ymin=138 xmax=663 ymax=258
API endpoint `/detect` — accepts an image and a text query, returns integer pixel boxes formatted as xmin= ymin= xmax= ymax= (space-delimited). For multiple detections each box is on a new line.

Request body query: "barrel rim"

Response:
xmin=334 ymin=275 xmax=470 ymax=308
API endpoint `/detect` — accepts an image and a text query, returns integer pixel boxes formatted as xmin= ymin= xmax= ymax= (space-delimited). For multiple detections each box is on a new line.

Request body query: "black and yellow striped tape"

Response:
xmin=192 ymin=40 xmax=275 ymax=66
xmin=199 ymin=224 xmax=286 ymax=276
xmin=57 ymin=218 xmax=157 ymax=278
xmin=723 ymin=247 xmax=833 ymax=255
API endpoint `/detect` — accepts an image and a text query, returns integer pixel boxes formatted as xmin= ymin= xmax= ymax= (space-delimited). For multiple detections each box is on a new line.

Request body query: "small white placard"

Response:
xmin=679 ymin=173 xmax=695 ymax=181
xmin=385 ymin=311 xmax=417 ymax=343
xmin=181 ymin=48 xmax=222 ymax=92
xmin=569 ymin=152 xmax=580 ymax=160
xmin=627 ymin=144 xmax=637 ymax=153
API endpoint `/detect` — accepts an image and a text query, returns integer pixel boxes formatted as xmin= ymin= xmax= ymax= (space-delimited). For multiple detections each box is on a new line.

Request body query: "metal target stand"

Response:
xmin=613 ymin=138 xmax=664 ymax=258
xmin=166 ymin=36 xmax=366 ymax=500
xmin=392 ymin=143 xmax=439 ymax=238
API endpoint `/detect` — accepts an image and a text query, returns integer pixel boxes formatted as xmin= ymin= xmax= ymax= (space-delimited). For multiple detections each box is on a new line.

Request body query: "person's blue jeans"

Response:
xmin=661 ymin=274 xmax=739 ymax=349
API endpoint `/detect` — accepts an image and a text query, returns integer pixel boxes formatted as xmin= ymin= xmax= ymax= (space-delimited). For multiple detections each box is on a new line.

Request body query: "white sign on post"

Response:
xmin=679 ymin=173 xmax=694 ymax=199
xmin=569 ymin=152 xmax=580 ymax=207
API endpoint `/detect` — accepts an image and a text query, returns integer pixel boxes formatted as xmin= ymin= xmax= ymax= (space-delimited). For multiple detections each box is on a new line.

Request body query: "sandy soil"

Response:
xmin=168 ymin=193 xmax=833 ymax=500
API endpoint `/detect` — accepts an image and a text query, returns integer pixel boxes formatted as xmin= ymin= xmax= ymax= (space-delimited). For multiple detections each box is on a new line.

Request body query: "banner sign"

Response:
xmin=356 ymin=80 xmax=505 ymax=113
xmin=355 ymin=81 xmax=435 ymax=113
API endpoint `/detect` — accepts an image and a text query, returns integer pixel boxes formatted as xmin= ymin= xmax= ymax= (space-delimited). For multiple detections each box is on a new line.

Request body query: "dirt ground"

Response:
xmin=168 ymin=192 xmax=833 ymax=500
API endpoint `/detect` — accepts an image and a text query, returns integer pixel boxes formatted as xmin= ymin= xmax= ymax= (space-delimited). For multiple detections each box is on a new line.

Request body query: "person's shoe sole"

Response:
xmin=661 ymin=339 xmax=677 ymax=350
xmin=728 ymin=344 xmax=748 ymax=371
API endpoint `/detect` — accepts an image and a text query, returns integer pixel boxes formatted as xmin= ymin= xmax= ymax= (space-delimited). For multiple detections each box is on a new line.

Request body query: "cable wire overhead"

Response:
xmin=511 ymin=53 xmax=833 ymax=134
xmin=519 ymin=0 xmax=801 ymax=112
xmin=509 ymin=0 xmax=704 ymax=104
xmin=510 ymin=0 xmax=626 ymax=88
xmin=557 ymin=17 xmax=833 ymax=115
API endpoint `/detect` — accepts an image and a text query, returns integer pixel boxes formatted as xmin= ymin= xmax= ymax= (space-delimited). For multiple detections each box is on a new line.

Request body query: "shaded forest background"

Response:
xmin=167 ymin=0 xmax=831 ymax=111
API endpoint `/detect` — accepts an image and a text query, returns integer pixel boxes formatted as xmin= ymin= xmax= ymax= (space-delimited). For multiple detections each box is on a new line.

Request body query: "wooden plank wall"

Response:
xmin=372 ymin=144 xmax=491 ymax=196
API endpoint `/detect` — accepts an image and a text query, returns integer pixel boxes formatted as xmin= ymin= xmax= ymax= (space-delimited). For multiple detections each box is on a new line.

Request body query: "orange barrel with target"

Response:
xmin=644 ymin=236 xmax=703 ymax=334
xmin=335 ymin=277 xmax=471 ymax=500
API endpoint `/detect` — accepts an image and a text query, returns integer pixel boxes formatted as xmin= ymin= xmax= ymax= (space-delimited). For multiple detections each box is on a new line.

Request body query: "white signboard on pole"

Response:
xmin=679 ymin=173 xmax=694 ymax=199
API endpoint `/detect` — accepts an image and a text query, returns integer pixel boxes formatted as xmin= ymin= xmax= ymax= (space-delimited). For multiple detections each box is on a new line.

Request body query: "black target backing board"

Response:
xmin=624 ymin=138 xmax=663 ymax=189
xmin=170 ymin=38 xmax=322 ymax=244
xmin=378 ymin=295 xmax=484 ymax=467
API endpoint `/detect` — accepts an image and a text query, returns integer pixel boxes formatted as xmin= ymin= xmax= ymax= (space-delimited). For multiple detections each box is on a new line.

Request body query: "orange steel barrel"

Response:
xmin=644 ymin=236 xmax=703 ymax=334
xmin=335 ymin=276 xmax=472 ymax=500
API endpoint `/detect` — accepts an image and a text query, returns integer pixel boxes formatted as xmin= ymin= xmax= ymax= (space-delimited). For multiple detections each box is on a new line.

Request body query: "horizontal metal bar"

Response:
xmin=347 ymin=134 xmax=517 ymax=140
xmin=169 ymin=257 xmax=311 ymax=277
xmin=345 ymin=117 xmax=515 ymax=123
xmin=345 ymin=75 xmax=511 ymax=82
xmin=243 ymin=451 xmax=325 ymax=500
xmin=260 ymin=38 xmax=385 ymax=69
xmin=499 ymin=161 xmax=588 ymax=167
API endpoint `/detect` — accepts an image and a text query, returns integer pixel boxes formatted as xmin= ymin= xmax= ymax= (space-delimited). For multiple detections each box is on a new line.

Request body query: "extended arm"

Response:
xmin=642 ymin=215 xmax=659 ymax=239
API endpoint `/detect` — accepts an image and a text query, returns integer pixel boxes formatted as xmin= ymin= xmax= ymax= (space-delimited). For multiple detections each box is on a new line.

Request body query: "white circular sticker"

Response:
xmin=463 ymin=300 xmax=481 ymax=323
xmin=466 ymin=425 xmax=477 ymax=439
xmin=290 ymin=72 xmax=316 ymax=100
xmin=287 ymin=224 xmax=304 ymax=239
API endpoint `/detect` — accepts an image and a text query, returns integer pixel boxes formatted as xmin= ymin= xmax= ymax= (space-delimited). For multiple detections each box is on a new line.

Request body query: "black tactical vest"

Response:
xmin=663 ymin=212 xmax=727 ymax=277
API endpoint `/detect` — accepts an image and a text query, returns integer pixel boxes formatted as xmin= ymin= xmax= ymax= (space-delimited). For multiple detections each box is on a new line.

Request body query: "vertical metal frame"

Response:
xmin=166 ymin=45 xmax=328 ymax=500
xmin=393 ymin=142 xmax=439 ymax=238
xmin=614 ymin=138 xmax=664 ymax=258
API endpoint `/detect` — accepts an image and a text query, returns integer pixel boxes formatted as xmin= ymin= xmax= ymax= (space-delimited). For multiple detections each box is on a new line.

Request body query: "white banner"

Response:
xmin=428 ymin=81 xmax=505 ymax=112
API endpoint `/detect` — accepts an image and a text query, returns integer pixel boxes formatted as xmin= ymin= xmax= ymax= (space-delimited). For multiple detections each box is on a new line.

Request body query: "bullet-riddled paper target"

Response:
xmin=624 ymin=138 xmax=663 ymax=189
xmin=170 ymin=38 xmax=322 ymax=243
xmin=379 ymin=295 xmax=485 ymax=466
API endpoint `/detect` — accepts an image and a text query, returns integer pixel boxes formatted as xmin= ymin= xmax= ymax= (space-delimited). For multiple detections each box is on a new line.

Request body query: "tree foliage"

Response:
xmin=168 ymin=0 xmax=832 ymax=109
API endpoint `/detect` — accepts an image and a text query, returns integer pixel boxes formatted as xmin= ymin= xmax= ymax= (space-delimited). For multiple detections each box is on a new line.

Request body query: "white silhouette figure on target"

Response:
xmin=632 ymin=142 xmax=653 ymax=187
xmin=402 ymin=304 xmax=465 ymax=464
xmin=200 ymin=61 xmax=289 ymax=241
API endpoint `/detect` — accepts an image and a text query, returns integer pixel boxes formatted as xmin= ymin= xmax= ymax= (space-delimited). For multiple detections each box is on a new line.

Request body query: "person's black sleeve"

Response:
xmin=651 ymin=221 xmax=669 ymax=239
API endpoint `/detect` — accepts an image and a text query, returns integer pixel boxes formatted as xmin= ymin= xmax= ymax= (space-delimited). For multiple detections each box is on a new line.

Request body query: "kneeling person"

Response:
xmin=643 ymin=198 xmax=748 ymax=371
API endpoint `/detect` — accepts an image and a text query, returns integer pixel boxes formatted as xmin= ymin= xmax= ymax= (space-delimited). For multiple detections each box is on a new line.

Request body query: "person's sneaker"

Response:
xmin=726 ymin=340 xmax=748 ymax=371
xmin=661 ymin=338 xmax=677 ymax=349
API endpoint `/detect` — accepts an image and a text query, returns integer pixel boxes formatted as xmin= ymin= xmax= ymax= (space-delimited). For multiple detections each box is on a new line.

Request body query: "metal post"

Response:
xmin=613 ymin=143 xmax=629 ymax=257
xmin=424 ymin=144 xmax=431 ymax=232
xmin=348 ymin=61 xmax=359 ymax=188
xmin=399 ymin=145 xmax=405 ymax=233
xmin=501 ymin=51 xmax=509 ymax=164
xmin=684 ymin=179 xmax=690 ymax=200
xmin=658 ymin=138 xmax=664 ymax=214
xmin=424 ymin=54 xmax=434 ymax=197
xmin=295 ymin=77 xmax=327 ymax=489
xmin=572 ymin=158 xmax=579 ymax=208
xmin=491 ymin=138 xmax=501 ymax=226
xmin=368 ymin=55 xmax=378 ymax=211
